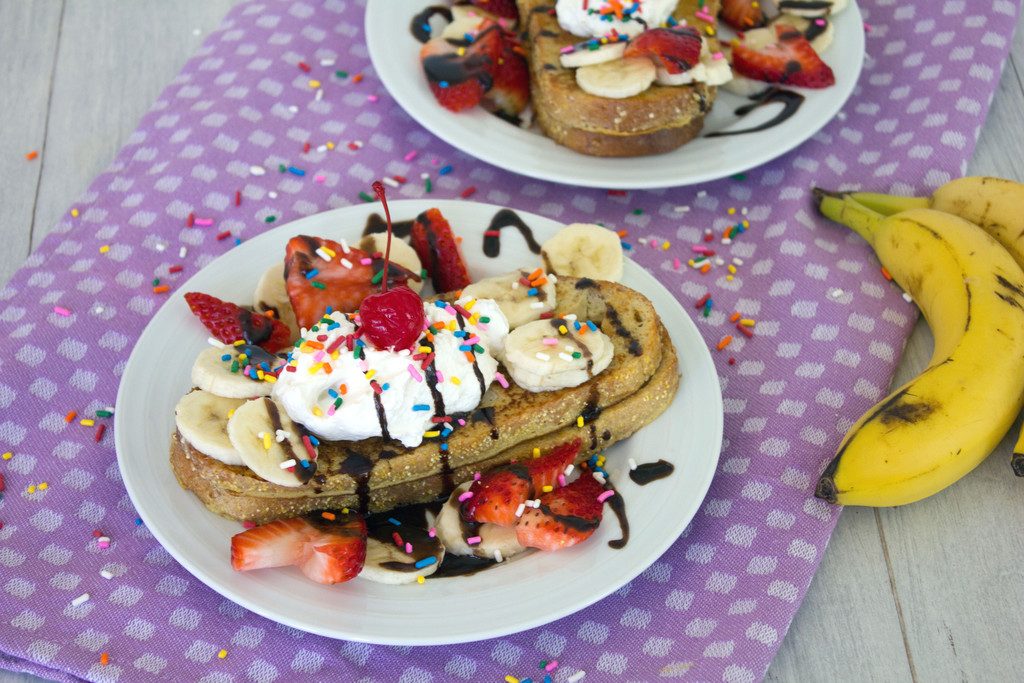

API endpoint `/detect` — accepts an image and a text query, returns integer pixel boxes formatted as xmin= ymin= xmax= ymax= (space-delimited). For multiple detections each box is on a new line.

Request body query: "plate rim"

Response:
xmin=365 ymin=1 xmax=865 ymax=189
xmin=115 ymin=199 xmax=724 ymax=645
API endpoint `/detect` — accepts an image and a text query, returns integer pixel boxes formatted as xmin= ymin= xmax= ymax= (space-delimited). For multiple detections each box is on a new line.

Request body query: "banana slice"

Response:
xmin=772 ymin=14 xmax=835 ymax=53
xmin=435 ymin=483 xmax=527 ymax=561
xmin=358 ymin=234 xmax=425 ymax=294
xmin=560 ymin=40 xmax=627 ymax=68
xmin=440 ymin=4 xmax=511 ymax=41
xmin=778 ymin=0 xmax=846 ymax=18
xmin=656 ymin=42 xmax=733 ymax=87
xmin=359 ymin=527 xmax=445 ymax=585
xmin=253 ymin=263 xmax=299 ymax=340
xmin=191 ymin=345 xmax=283 ymax=399
xmin=460 ymin=270 xmax=557 ymax=329
xmin=503 ymin=318 xmax=614 ymax=392
xmin=226 ymin=397 xmax=315 ymax=488
xmin=575 ymin=57 xmax=656 ymax=99
xmin=174 ymin=390 xmax=246 ymax=466
xmin=541 ymin=223 xmax=623 ymax=282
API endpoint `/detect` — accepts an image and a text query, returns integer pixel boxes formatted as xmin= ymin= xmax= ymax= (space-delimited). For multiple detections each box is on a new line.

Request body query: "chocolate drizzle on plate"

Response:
xmin=630 ymin=459 xmax=675 ymax=486
xmin=363 ymin=213 xmax=414 ymax=239
xmin=706 ymin=88 xmax=806 ymax=138
xmin=410 ymin=5 xmax=453 ymax=43
xmin=605 ymin=482 xmax=629 ymax=549
xmin=366 ymin=503 xmax=445 ymax=571
xmin=482 ymin=209 xmax=543 ymax=258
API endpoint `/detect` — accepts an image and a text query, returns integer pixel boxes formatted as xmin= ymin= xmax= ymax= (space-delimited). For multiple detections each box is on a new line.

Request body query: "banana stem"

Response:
xmin=812 ymin=188 xmax=884 ymax=245
xmin=848 ymin=192 xmax=930 ymax=217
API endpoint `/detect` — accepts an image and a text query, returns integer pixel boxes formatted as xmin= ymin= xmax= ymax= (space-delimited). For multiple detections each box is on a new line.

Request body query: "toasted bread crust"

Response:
xmin=519 ymin=0 xmax=720 ymax=156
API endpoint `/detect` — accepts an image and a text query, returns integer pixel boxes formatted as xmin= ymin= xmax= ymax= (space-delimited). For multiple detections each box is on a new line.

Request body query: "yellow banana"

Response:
xmin=812 ymin=190 xmax=1024 ymax=506
xmin=842 ymin=176 xmax=1024 ymax=477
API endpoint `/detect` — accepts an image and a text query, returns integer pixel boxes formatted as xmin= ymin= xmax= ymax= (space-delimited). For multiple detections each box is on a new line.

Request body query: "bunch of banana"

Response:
xmin=812 ymin=187 xmax=1024 ymax=506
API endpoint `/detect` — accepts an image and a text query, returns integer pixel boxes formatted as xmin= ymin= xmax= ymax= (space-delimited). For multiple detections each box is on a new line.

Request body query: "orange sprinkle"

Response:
xmin=881 ymin=266 xmax=893 ymax=281
xmin=100 ymin=653 xmax=109 ymax=666
xmin=263 ymin=309 xmax=276 ymax=318
xmin=729 ymin=311 xmax=740 ymax=322
xmin=25 ymin=151 xmax=38 ymax=161
xmin=464 ymin=351 xmax=476 ymax=363
xmin=339 ymin=384 xmax=348 ymax=395
xmin=353 ymin=73 xmax=364 ymax=83
xmin=64 ymin=410 xmax=77 ymax=423
xmin=321 ymin=511 xmax=336 ymax=520
xmin=528 ymin=268 xmax=543 ymax=280
xmin=305 ymin=341 xmax=324 ymax=350
xmin=153 ymin=285 xmax=170 ymax=294
xmin=616 ymin=229 xmax=628 ymax=237
xmin=322 ymin=363 xmax=332 ymax=374
xmin=716 ymin=335 xmax=734 ymax=351
xmin=530 ymin=277 xmax=548 ymax=287
xmin=700 ymin=263 xmax=711 ymax=274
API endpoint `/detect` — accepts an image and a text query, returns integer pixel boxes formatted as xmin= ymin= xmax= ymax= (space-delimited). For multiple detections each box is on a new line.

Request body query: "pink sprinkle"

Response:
xmin=457 ymin=418 xmax=466 ymax=426
xmin=864 ymin=22 xmax=872 ymax=32
xmin=692 ymin=245 xmax=713 ymax=254
xmin=367 ymin=94 xmax=379 ymax=103
xmin=314 ymin=174 xmax=326 ymax=183
xmin=313 ymin=350 xmax=325 ymax=362
xmin=494 ymin=372 xmax=509 ymax=389
xmin=194 ymin=218 xmax=214 ymax=227
xmin=435 ymin=371 xmax=444 ymax=383
xmin=542 ymin=337 xmax=559 ymax=346
xmin=673 ymin=257 xmax=682 ymax=270
xmin=649 ymin=239 xmax=658 ymax=250
xmin=327 ymin=406 xmax=336 ymax=416
xmin=358 ymin=360 xmax=369 ymax=372
xmin=359 ymin=257 xmax=372 ymax=266
xmin=408 ymin=364 xmax=423 ymax=382
xmin=458 ymin=490 xmax=474 ymax=502
xmin=557 ymin=474 xmax=566 ymax=487
xmin=597 ymin=490 xmax=615 ymax=503
xmin=242 ymin=521 xmax=256 ymax=529
xmin=712 ymin=51 xmax=724 ymax=61
xmin=405 ymin=542 xmax=413 ymax=554
xmin=473 ymin=472 xmax=481 ymax=481
xmin=815 ymin=18 xmax=826 ymax=26
xmin=466 ymin=535 xmax=482 ymax=545
xmin=445 ymin=305 xmax=457 ymax=316
xmin=545 ymin=660 xmax=559 ymax=673
xmin=428 ymin=527 xmax=436 ymax=538
xmin=53 ymin=306 xmax=71 ymax=317
xmin=404 ymin=150 xmax=418 ymax=162
xmin=465 ymin=335 xmax=480 ymax=345
xmin=97 ymin=540 xmax=110 ymax=549
xmin=559 ymin=45 xmax=574 ymax=54
xmin=431 ymin=157 xmax=440 ymax=166
xmin=477 ymin=323 xmax=489 ymax=331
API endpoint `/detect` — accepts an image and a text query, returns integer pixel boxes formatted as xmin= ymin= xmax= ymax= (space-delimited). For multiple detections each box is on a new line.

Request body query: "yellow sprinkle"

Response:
xmin=542 ymin=485 xmax=553 ymax=493
xmin=233 ymin=340 xmax=245 ymax=346
xmin=417 ymin=575 xmax=425 ymax=584
xmin=309 ymin=79 xmax=321 ymax=88
xmin=227 ymin=409 xmax=235 ymax=418
xmin=705 ymin=25 xmax=715 ymax=35
xmin=423 ymin=430 xmax=440 ymax=438
xmin=218 ymin=649 xmax=228 ymax=660
xmin=330 ymin=350 xmax=340 ymax=360
xmin=464 ymin=299 xmax=476 ymax=310
xmin=365 ymin=369 xmax=376 ymax=380
xmin=740 ymin=319 xmax=756 ymax=327
xmin=505 ymin=676 xmax=519 ymax=683
xmin=728 ymin=265 xmax=737 ymax=274
xmin=532 ymin=447 xmax=540 ymax=458
xmin=238 ymin=353 xmax=249 ymax=362
xmin=312 ymin=406 xmax=323 ymax=416
xmin=309 ymin=362 xmax=324 ymax=374
xmin=263 ymin=432 xmax=272 ymax=450
xmin=728 ymin=207 xmax=736 ymax=215
xmin=457 ymin=47 xmax=466 ymax=56
xmin=321 ymin=246 xmax=336 ymax=257
xmin=447 ymin=320 xmax=457 ymax=331
xmin=742 ymin=220 xmax=750 ymax=228
xmin=451 ymin=376 xmax=461 ymax=385
xmin=99 ymin=245 xmax=110 ymax=253
xmin=27 ymin=485 xmax=36 ymax=494
xmin=256 ymin=370 xmax=265 ymax=380
xmin=263 ymin=375 xmax=277 ymax=384
xmin=662 ymin=241 xmax=670 ymax=251
xmin=39 ymin=482 xmax=48 ymax=490
xmin=342 ymin=507 xmax=350 ymax=514
xmin=577 ymin=416 xmax=584 ymax=428
xmin=726 ymin=275 xmax=735 ymax=282
xmin=558 ymin=325 xmax=568 ymax=335
xmin=80 ymin=419 xmax=95 ymax=427
xmin=71 ymin=208 xmax=79 ymax=217
xmin=1 ymin=451 xmax=11 ymax=460
xmin=326 ymin=142 xmax=335 ymax=150
xmin=418 ymin=346 xmax=432 ymax=353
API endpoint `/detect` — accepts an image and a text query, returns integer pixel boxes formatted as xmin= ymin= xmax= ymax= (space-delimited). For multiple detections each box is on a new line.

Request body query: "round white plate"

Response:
xmin=116 ymin=200 xmax=723 ymax=645
xmin=366 ymin=1 xmax=864 ymax=189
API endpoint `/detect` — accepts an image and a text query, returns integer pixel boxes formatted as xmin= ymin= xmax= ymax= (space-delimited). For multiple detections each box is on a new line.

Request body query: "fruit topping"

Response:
xmin=469 ymin=0 xmax=519 ymax=20
xmin=230 ymin=511 xmax=367 ymax=584
xmin=515 ymin=471 xmax=608 ymax=551
xmin=358 ymin=182 xmax=426 ymax=351
xmin=420 ymin=21 xmax=502 ymax=112
xmin=720 ymin=0 xmax=767 ymax=31
xmin=284 ymin=237 xmax=376 ymax=330
xmin=184 ymin=292 xmax=292 ymax=352
xmin=623 ymin=26 xmax=703 ymax=74
xmin=411 ymin=208 xmax=473 ymax=292
xmin=482 ymin=29 xmax=530 ymax=118
xmin=731 ymin=24 xmax=835 ymax=88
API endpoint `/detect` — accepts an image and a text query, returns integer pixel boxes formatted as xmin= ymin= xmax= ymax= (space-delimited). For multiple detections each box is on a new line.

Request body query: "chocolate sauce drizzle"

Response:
xmin=409 ymin=5 xmax=453 ymax=43
xmin=339 ymin=450 xmax=375 ymax=514
xmin=366 ymin=503 xmax=445 ymax=571
xmin=372 ymin=392 xmax=391 ymax=442
xmin=706 ymin=88 xmax=806 ymax=139
xmin=265 ymin=400 xmax=316 ymax=484
xmin=604 ymin=306 xmax=643 ymax=356
xmin=455 ymin=312 xmax=487 ymax=397
xmin=629 ymin=459 xmax=675 ymax=486
xmin=482 ymin=209 xmax=543 ymax=258
xmin=363 ymin=213 xmax=414 ymax=239
xmin=606 ymin=483 xmax=629 ymax=550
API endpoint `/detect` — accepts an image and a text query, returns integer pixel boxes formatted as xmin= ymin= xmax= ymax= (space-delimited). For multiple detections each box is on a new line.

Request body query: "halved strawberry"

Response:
xmin=516 ymin=473 xmax=607 ymax=551
xmin=623 ymin=26 xmax=702 ymax=74
xmin=420 ymin=23 xmax=502 ymax=112
xmin=482 ymin=30 xmax=529 ymax=118
xmin=184 ymin=292 xmax=291 ymax=352
xmin=731 ymin=24 xmax=835 ymax=88
xmin=411 ymin=209 xmax=472 ymax=292
xmin=284 ymin=236 xmax=375 ymax=330
xmin=462 ymin=439 xmax=581 ymax=526
xmin=720 ymin=0 xmax=766 ymax=31
xmin=469 ymin=0 xmax=519 ymax=20
xmin=231 ymin=512 xmax=367 ymax=585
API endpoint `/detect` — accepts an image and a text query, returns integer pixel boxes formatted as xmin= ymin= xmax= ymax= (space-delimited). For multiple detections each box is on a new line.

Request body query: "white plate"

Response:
xmin=115 ymin=200 xmax=723 ymax=645
xmin=366 ymin=1 xmax=864 ymax=189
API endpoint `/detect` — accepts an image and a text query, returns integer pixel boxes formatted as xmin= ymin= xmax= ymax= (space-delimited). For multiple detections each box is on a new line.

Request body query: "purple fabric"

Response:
xmin=0 ymin=0 xmax=1018 ymax=681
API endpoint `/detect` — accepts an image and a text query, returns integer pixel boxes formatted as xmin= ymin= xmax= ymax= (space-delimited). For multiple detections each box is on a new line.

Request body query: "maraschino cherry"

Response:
xmin=358 ymin=181 xmax=425 ymax=350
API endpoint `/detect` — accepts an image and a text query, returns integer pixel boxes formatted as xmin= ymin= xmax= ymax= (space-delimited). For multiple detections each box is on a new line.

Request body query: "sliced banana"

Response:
xmin=253 ymin=263 xmax=299 ymax=340
xmin=358 ymin=234 xmax=425 ymax=293
xmin=503 ymin=318 xmax=614 ymax=392
xmin=656 ymin=42 xmax=733 ymax=87
xmin=772 ymin=14 xmax=835 ymax=53
xmin=226 ymin=397 xmax=314 ymax=488
xmin=460 ymin=270 xmax=556 ymax=329
xmin=560 ymin=40 xmax=627 ymax=68
xmin=440 ymin=4 xmax=511 ymax=41
xmin=435 ymin=483 xmax=527 ymax=561
xmin=359 ymin=536 xmax=445 ymax=585
xmin=191 ymin=345 xmax=282 ymax=399
xmin=721 ymin=74 xmax=771 ymax=97
xmin=575 ymin=56 xmax=656 ymax=99
xmin=778 ymin=0 xmax=846 ymax=18
xmin=174 ymin=390 xmax=246 ymax=466
xmin=541 ymin=223 xmax=624 ymax=282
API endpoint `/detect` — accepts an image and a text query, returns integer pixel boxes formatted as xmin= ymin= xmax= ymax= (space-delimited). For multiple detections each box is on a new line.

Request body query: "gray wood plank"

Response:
xmin=0 ymin=0 xmax=63 ymax=288
xmin=30 ymin=0 xmax=236 ymax=250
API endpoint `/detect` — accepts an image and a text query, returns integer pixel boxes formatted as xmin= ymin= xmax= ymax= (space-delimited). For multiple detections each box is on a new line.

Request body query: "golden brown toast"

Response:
xmin=171 ymin=277 xmax=681 ymax=523
xmin=518 ymin=0 xmax=721 ymax=157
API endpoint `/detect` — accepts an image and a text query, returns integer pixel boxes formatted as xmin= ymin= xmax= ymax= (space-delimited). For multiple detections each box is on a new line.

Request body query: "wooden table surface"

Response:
xmin=1 ymin=2 xmax=1021 ymax=681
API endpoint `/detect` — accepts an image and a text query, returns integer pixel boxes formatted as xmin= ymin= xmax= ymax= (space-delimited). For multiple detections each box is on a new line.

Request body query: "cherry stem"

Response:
xmin=371 ymin=180 xmax=393 ymax=294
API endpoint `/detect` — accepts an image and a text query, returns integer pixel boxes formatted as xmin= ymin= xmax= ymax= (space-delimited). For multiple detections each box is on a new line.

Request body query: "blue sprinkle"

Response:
xmin=287 ymin=165 xmax=306 ymax=176
xmin=221 ymin=354 xmax=231 ymax=361
xmin=440 ymin=442 xmax=449 ymax=451
xmin=382 ymin=383 xmax=390 ymax=391
xmin=587 ymin=321 xmax=598 ymax=332
xmin=326 ymin=306 xmax=333 ymax=314
xmin=458 ymin=344 xmax=472 ymax=352
xmin=414 ymin=556 xmax=438 ymax=569
xmin=412 ymin=404 xmax=431 ymax=411
xmin=438 ymin=80 xmax=449 ymax=88
xmin=527 ymin=287 xmax=538 ymax=296
xmin=134 ymin=517 xmax=143 ymax=526
xmin=544 ymin=676 xmax=552 ymax=683
xmin=234 ymin=237 xmax=242 ymax=246
xmin=421 ymin=22 xmax=430 ymax=33
xmin=356 ymin=339 xmax=366 ymax=347
xmin=260 ymin=362 xmax=270 ymax=371
xmin=328 ymin=389 xmax=339 ymax=398
xmin=387 ymin=517 xmax=402 ymax=526
xmin=309 ymin=435 xmax=320 ymax=446
xmin=463 ymin=32 xmax=474 ymax=43
xmin=301 ymin=460 xmax=310 ymax=469
xmin=327 ymin=322 xmax=340 ymax=330
xmin=574 ymin=321 xmax=582 ymax=330
xmin=621 ymin=241 xmax=633 ymax=251
xmin=434 ymin=301 xmax=448 ymax=308
xmin=453 ymin=330 xmax=466 ymax=338
xmin=305 ymin=268 xmax=319 ymax=279
xmin=439 ymin=165 xmax=453 ymax=176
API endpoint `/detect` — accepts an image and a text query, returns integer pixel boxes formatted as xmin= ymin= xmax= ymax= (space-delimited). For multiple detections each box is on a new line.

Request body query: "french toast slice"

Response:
xmin=171 ymin=277 xmax=681 ymax=523
xmin=518 ymin=0 xmax=721 ymax=157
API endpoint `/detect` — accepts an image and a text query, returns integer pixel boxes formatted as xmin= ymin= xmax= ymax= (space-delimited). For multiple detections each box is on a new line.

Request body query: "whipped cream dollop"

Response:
xmin=273 ymin=298 xmax=509 ymax=448
xmin=555 ymin=0 xmax=677 ymax=38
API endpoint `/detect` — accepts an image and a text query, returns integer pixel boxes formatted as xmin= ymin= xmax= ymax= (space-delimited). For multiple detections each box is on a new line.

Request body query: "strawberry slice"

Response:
xmin=410 ymin=209 xmax=472 ymax=292
xmin=462 ymin=439 xmax=581 ymax=526
xmin=469 ymin=0 xmax=519 ymax=20
xmin=284 ymin=236 xmax=378 ymax=330
xmin=482 ymin=29 xmax=530 ymax=119
xmin=720 ymin=0 xmax=766 ymax=31
xmin=231 ymin=511 xmax=367 ymax=585
xmin=516 ymin=473 xmax=607 ymax=551
xmin=184 ymin=292 xmax=291 ymax=352
xmin=731 ymin=25 xmax=836 ymax=88
xmin=420 ymin=22 xmax=502 ymax=112
xmin=623 ymin=26 xmax=702 ymax=74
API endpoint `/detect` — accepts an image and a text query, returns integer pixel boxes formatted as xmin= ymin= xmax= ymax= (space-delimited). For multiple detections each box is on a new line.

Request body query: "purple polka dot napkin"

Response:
xmin=0 ymin=0 xmax=1018 ymax=681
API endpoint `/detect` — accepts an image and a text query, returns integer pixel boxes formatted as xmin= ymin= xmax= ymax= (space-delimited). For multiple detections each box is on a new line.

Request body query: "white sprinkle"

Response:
xmin=71 ymin=593 xmax=90 ymax=607
xmin=155 ymin=242 xmax=166 ymax=252
xmin=207 ymin=337 xmax=225 ymax=348
xmin=564 ymin=345 xmax=575 ymax=353
xmin=531 ymin=499 xmax=542 ymax=508
xmin=558 ymin=352 xmax=573 ymax=362
xmin=567 ymin=671 xmax=586 ymax=683
xmin=628 ymin=458 xmax=638 ymax=471
xmin=92 ymin=305 xmax=105 ymax=315
xmin=268 ymin=191 xmax=278 ymax=199
xmin=697 ymin=190 xmax=707 ymax=198
xmin=592 ymin=471 xmax=607 ymax=485
xmin=674 ymin=205 xmax=690 ymax=213
xmin=838 ymin=111 xmax=847 ymax=120
xmin=315 ymin=88 xmax=324 ymax=101
xmin=732 ymin=257 xmax=744 ymax=266
xmin=515 ymin=502 xmax=526 ymax=518
xmin=340 ymin=258 xmax=353 ymax=269
xmin=563 ymin=464 xmax=574 ymax=476
xmin=179 ymin=246 xmax=188 ymax=258
xmin=382 ymin=177 xmax=399 ymax=188
xmin=98 ymin=536 xmax=111 ymax=545
xmin=530 ymin=302 xmax=544 ymax=309
xmin=722 ymin=238 xmax=732 ymax=245
xmin=257 ymin=431 xmax=266 ymax=439
xmin=340 ymin=238 xmax=350 ymax=254
xmin=420 ymin=172 xmax=430 ymax=180
xmin=741 ymin=207 xmax=748 ymax=216
xmin=316 ymin=145 xmax=327 ymax=153
xmin=535 ymin=352 xmax=551 ymax=361
xmin=714 ymin=258 xmax=725 ymax=266
xmin=494 ymin=549 xmax=504 ymax=563
xmin=280 ymin=459 xmax=297 ymax=469
xmin=288 ymin=105 xmax=299 ymax=113
xmin=511 ymin=281 xmax=520 ymax=289
xmin=828 ymin=287 xmax=845 ymax=300
xmin=315 ymin=247 xmax=332 ymax=261
xmin=902 ymin=292 xmax=913 ymax=303
xmin=275 ymin=429 xmax=291 ymax=442
xmin=564 ymin=313 xmax=578 ymax=321
xmin=99 ymin=570 xmax=114 ymax=580
xmin=320 ymin=58 xmax=336 ymax=66
xmin=249 ymin=165 xmax=266 ymax=176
